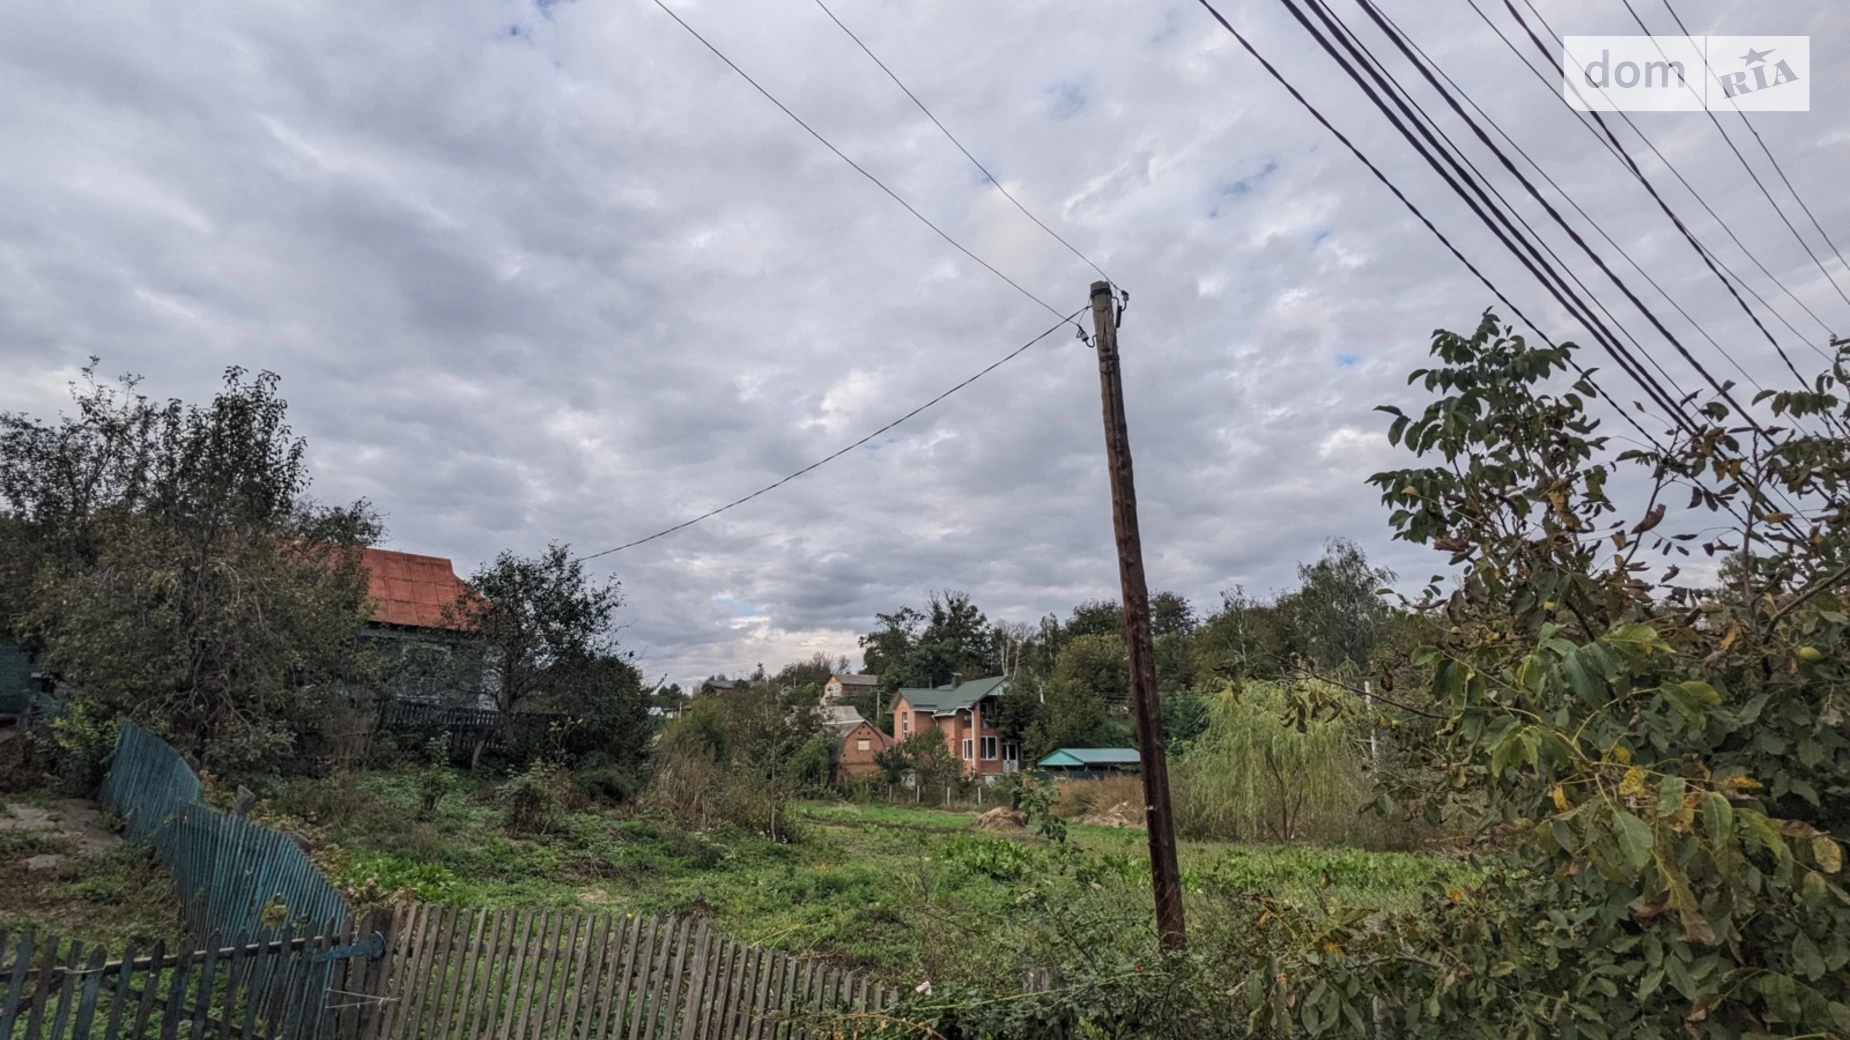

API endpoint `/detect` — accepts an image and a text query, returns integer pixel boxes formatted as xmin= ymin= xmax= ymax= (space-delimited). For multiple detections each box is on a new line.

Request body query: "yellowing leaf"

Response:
xmin=1611 ymin=744 xmax=1633 ymax=765
xmin=1619 ymin=767 xmax=1648 ymax=798
xmin=1552 ymin=785 xmax=1571 ymax=812
xmin=1814 ymin=836 xmax=1843 ymax=874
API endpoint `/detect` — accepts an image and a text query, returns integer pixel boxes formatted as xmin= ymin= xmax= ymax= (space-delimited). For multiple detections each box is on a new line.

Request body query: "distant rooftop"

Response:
xmin=893 ymin=675 xmax=1008 ymax=714
xmin=1037 ymin=748 xmax=1141 ymax=768
xmin=831 ymin=673 xmax=879 ymax=687
xmin=363 ymin=548 xmax=473 ymax=630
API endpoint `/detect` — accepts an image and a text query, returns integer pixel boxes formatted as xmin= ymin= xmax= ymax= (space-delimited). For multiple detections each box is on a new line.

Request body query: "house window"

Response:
xmin=981 ymin=736 xmax=998 ymax=760
xmin=857 ymin=739 xmax=871 ymax=752
xmin=1003 ymin=741 xmax=1019 ymax=761
xmin=982 ymin=707 xmax=996 ymax=730
xmin=961 ymin=739 xmax=973 ymax=760
xmin=901 ymin=714 xmax=910 ymax=738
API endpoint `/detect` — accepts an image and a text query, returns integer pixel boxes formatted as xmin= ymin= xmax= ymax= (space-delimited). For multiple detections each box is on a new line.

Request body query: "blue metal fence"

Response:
xmin=100 ymin=722 xmax=351 ymax=943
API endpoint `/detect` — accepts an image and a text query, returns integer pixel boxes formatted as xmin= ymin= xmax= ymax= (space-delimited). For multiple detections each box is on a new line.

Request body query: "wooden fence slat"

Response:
xmin=657 ymin=919 xmax=692 ymax=1040
xmin=535 ymin=911 xmax=580 ymax=1040
xmin=154 ymin=946 xmax=194 ymax=1040
xmin=261 ymin=924 xmax=304 ymax=1040
xmin=434 ymin=909 xmax=480 ymax=1040
xmin=186 ymin=932 xmax=223 ymax=1040
xmin=621 ymin=918 xmax=661 ymax=1040
xmin=643 ymin=919 xmax=684 ymax=1040
xmin=0 ymin=931 xmax=27 ymax=1039
xmin=722 ymin=946 xmax=756 ymax=1040
xmin=131 ymin=939 xmax=166 ymax=1040
xmin=370 ymin=907 xmax=415 ymax=1040
xmin=24 ymin=935 xmax=69 ymax=1040
xmin=99 ymin=939 xmax=139 ymax=1040
xmin=401 ymin=904 xmax=450 ymax=1040
xmin=515 ymin=910 xmax=559 ymax=1040
xmin=733 ymin=944 xmax=760 ymax=1040
xmin=745 ymin=951 xmax=772 ymax=1040
xmin=45 ymin=939 xmax=86 ymax=1040
xmin=470 ymin=909 xmax=512 ymax=1040
xmin=443 ymin=909 xmax=486 ymax=1040
xmin=775 ymin=954 xmax=798 ymax=1040
xmin=571 ymin=913 xmax=612 ymax=1040
xmin=698 ymin=939 xmax=735 ymax=1040
xmin=698 ymin=940 xmax=733 ymax=1040
xmin=593 ymin=915 xmax=637 ymax=1040
xmin=218 ymin=930 xmax=254 ymax=1040
xmin=674 ymin=921 xmax=708 ymax=1040
xmin=492 ymin=909 xmax=536 ymax=1040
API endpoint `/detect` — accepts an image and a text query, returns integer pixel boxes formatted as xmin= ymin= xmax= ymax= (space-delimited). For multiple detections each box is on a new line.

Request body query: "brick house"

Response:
xmin=824 ymin=705 xmax=891 ymax=781
xmin=889 ymin=674 xmax=1020 ymax=779
xmin=821 ymin=673 xmax=879 ymax=704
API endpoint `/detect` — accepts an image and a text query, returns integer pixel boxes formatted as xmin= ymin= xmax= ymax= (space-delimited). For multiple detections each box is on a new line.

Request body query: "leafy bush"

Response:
xmin=499 ymin=760 xmax=569 ymax=834
xmin=338 ymin=854 xmax=467 ymax=902
xmin=574 ymin=763 xmax=641 ymax=805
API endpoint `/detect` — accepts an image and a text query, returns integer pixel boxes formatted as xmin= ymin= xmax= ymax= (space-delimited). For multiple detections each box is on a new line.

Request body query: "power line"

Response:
xmin=1607 ymin=0 xmax=1850 ymax=311
xmin=647 ymin=0 xmax=1081 ymax=332
xmin=1183 ymin=0 xmax=1682 ymax=453
xmin=1273 ymin=0 xmax=1711 ymax=437
xmin=1312 ymin=0 xmax=1813 ymax=526
xmin=1462 ymin=0 xmax=1836 ymax=347
xmin=575 ymin=307 xmax=1087 ymax=561
xmin=1362 ymin=0 xmax=1774 ymax=393
xmin=1314 ymin=0 xmax=1705 ymax=405
xmin=806 ymin=0 xmax=1116 ymax=286
xmin=1655 ymin=0 xmax=1850 ymax=292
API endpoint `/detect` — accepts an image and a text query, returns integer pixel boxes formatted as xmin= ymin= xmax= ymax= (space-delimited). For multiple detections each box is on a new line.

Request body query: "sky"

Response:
xmin=2 ymin=0 xmax=1846 ymax=688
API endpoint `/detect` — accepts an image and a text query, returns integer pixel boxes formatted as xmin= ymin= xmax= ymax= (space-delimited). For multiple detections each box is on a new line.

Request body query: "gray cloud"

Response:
xmin=3 ymin=0 xmax=1846 ymax=685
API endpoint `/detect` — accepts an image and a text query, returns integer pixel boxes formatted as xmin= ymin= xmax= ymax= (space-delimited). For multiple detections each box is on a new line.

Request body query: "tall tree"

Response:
xmin=449 ymin=543 xmax=623 ymax=715
xmin=0 ymin=364 xmax=379 ymax=771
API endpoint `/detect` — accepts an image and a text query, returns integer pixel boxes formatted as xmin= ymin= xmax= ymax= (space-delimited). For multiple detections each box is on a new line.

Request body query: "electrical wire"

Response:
xmin=1604 ymin=0 xmax=1850 ymax=311
xmin=575 ymin=307 xmax=1087 ymax=560
xmin=1184 ymin=0 xmax=1679 ymax=454
xmin=1461 ymin=0 xmax=1836 ymax=347
xmin=647 ymin=0 xmax=1082 ymax=333
xmin=1271 ymin=0 xmax=1711 ymax=438
xmin=807 ymin=0 xmax=1116 ymax=286
xmin=1316 ymin=0 xmax=1812 ymax=526
xmin=1362 ymin=0 xmax=1777 ymax=393
xmin=1311 ymin=0 xmax=1707 ymax=407
xmin=1655 ymin=0 xmax=1850 ymax=297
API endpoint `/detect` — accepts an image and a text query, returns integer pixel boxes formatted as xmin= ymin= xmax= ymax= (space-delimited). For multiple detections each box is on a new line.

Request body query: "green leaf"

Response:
xmin=1702 ymin=793 xmax=1734 ymax=844
xmin=1794 ymin=932 xmax=1827 ymax=980
xmin=1655 ymin=775 xmax=1686 ymax=818
xmin=1613 ymin=811 xmax=1654 ymax=871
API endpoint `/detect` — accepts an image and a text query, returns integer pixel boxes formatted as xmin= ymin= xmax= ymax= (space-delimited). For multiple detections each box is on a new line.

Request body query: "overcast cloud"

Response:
xmin=3 ymin=0 xmax=1846 ymax=686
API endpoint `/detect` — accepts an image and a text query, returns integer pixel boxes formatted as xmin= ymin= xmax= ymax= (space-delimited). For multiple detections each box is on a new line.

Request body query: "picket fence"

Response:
xmin=373 ymin=905 xmax=895 ymax=1040
xmin=0 ymin=922 xmax=385 ymax=1040
xmin=100 ymin=722 xmax=351 ymax=942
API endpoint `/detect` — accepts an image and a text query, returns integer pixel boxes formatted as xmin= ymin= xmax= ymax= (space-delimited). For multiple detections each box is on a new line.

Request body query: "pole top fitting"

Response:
xmin=1090 ymin=280 xmax=1112 ymax=299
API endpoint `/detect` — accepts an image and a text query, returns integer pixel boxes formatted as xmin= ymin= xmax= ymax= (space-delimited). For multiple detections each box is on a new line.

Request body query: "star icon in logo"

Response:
xmin=1740 ymin=46 xmax=1775 ymax=66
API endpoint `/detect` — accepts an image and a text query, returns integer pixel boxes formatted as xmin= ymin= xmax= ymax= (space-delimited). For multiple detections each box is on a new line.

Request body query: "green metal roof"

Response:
xmin=892 ymin=675 xmax=1009 ymax=714
xmin=1037 ymin=748 xmax=1142 ymax=768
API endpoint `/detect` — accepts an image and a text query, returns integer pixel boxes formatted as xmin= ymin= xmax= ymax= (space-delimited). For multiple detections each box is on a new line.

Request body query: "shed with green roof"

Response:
xmin=1036 ymin=747 xmax=1141 ymax=777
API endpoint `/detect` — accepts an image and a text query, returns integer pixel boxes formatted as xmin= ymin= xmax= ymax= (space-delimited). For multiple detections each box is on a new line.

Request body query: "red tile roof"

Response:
xmin=362 ymin=548 xmax=475 ymax=630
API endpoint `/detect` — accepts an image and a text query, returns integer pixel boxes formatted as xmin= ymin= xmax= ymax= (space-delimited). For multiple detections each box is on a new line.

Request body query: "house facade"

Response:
xmin=358 ymin=548 xmax=492 ymax=710
xmin=821 ymin=672 xmax=879 ymax=704
xmin=888 ymin=674 xmax=1020 ymax=779
xmin=823 ymin=705 xmax=892 ymax=781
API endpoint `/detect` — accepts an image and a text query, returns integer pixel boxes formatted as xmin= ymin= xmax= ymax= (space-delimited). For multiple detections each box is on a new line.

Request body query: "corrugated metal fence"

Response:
xmin=100 ymin=722 xmax=351 ymax=942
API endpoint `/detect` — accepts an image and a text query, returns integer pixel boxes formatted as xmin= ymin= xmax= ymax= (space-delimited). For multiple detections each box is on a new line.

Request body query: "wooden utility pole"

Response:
xmin=1088 ymin=279 xmax=1187 ymax=950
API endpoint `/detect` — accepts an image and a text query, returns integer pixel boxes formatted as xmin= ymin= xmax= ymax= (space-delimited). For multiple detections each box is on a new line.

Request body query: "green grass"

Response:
xmin=0 ymin=832 xmax=184 ymax=950
xmin=271 ymin=770 xmax=1467 ymax=983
